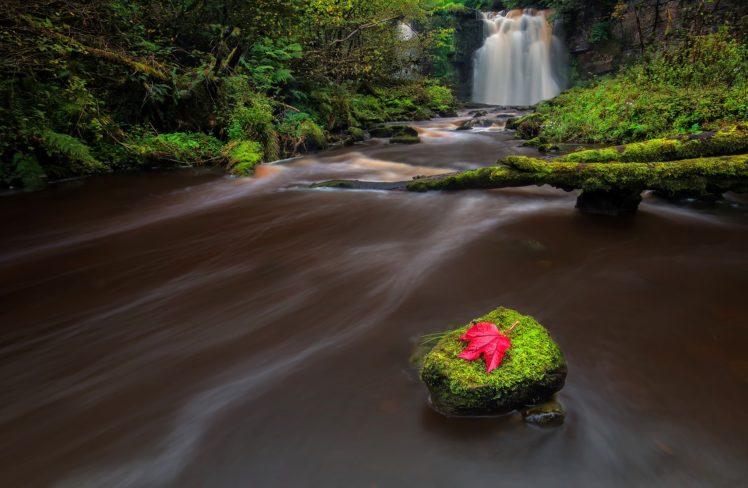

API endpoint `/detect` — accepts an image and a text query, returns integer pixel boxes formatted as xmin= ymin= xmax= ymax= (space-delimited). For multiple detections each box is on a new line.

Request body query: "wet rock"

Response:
xmin=389 ymin=125 xmax=421 ymax=144
xmin=456 ymin=119 xmax=475 ymax=130
xmin=471 ymin=110 xmax=489 ymax=118
xmin=505 ymin=113 xmax=546 ymax=139
xmin=369 ymin=125 xmax=394 ymax=138
xmin=457 ymin=119 xmax=495 ymax=130
xmin=522 ymin=399 xmax=565 ymax=426
xmin=370 ymin=124 xmax=420 ymax=143
xmin=420 ymin=307 xmax=567 ymax=416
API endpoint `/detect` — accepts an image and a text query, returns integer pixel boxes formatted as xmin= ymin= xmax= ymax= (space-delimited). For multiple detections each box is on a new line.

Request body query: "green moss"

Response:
xmin=131 ymin=132 xmax=224 ymax=166
xmin=12 ymin=153 xmax=46 ymax=189
xmin=347 ymin=126 xmax=365 ymax=142
xmin=39 ymin=129 xmax=103 ymax=173
xmin=506 ymin=113 xmax=547 ymax=140
xmin=407 ymin=154 xmax=748 ymax=197
xmin=420 ymin=307 xmax=566 ymax=415
xmin=390 ymin=134 xmax=420 ymax=144
xmin=300 ymin=120 xmax=327 ymax=150
xmin=523 ymin=137 xmax=560 ymax=153
xmin=225 ymin=140 xmax=263 ymax=175
xmin=557 ymin=125 xmax=748 ymax=163
xmin=368 ymin=125 xmax=394 ymax=138
xmin=388 ymin=125 xmax=420 ymax=144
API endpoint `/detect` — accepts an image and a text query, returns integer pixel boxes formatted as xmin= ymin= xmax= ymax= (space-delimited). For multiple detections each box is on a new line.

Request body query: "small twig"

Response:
xmin=505 ymin=320 xmax=520 ymax=334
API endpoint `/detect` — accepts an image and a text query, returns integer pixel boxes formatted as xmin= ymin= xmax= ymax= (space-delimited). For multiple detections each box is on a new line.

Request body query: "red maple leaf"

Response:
xmin=458 ymin=321 xmax=518 ymax=373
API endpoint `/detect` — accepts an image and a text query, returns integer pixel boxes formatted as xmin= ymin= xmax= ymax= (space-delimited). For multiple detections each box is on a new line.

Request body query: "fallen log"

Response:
xmin=313 ymin=154 xmax=748 ymax=215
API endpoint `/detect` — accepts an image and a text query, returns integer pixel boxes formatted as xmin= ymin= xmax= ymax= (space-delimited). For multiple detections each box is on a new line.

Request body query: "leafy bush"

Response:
xmin=276 ymin=112 xmax=327 ymax=154
xmin=533 ymin=32 xmax=748 ymax=144
xmin=130 ymin=132 xmax=224 ymax=165
xmin=224 ymin=140 xmax=264 ymax=175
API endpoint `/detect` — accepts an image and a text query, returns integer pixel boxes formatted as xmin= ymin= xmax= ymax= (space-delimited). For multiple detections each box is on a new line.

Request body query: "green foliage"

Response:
xmin=589 ymin=20 xmax=611 ymax=43
xmin=241 ymin=38 xmax=303 ymax=94
xmin=1 ymin=0 xmax=456 ymax=188
xmin=533 ymin=32 xmax=748 ymax=144
xmin=225 ymin=140 xmax=264 ymax=175
xmin=0 ymin=153 xmax=46 ymax=190
xmin=276 ymin=112 xmax=328 ymax=153
xmin=39 ymin=130 xmax=102 ymax=173
xmin=130 ymin=132 xmax=224 ymax=165
xmin=220 ymin=77 xmax=279 ymax=160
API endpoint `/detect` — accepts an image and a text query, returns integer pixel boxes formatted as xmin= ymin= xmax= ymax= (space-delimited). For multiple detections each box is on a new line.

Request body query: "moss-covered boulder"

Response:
xmin=420 ymin=307 xmax=566 ymax=416
xmin=389 ymin=125 xmax=421 ymax=144
xmin=505 ymin=113 xmax=546 ymax=139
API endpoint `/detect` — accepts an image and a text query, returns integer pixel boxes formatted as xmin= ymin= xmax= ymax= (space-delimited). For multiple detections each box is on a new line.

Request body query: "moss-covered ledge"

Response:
xmin=420 ymin=307 xmax=566 ymax=416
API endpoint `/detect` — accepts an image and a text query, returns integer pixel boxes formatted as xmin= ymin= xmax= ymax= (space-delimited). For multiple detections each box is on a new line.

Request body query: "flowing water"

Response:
xmin=473 ymin=10 xmax=567 ymax=106
xmin=1 ymin=114 xmax=748 ymax=487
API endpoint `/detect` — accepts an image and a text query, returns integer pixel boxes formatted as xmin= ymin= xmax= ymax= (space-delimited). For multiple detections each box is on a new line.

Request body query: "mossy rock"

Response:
xmin=389 ymin=125 xmax=420 ymax=144
xmin=369 ymin=125 xmax=395 ymax=138
xmin=505 ymin=113 xmax=546 ymax=139
xmin=390 ymin=134 xmax=421 ymax=144
xmin=420 ymin=307 xmax=566 ymax=416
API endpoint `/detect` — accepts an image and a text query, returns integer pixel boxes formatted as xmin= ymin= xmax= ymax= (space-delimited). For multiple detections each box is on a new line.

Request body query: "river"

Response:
xmin=1 ymin=114 xmax=747 ymax=487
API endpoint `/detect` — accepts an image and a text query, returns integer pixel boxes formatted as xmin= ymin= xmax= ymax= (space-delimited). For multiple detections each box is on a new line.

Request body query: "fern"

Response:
xmin=39 ymin=130 xmax=103 ymax=173
xmin=224 ymin=140 xmax=263 ymax=175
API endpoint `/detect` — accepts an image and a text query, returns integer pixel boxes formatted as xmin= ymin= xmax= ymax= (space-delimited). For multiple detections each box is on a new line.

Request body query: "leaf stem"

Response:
xmin=505 ymin=320 xmax=520 ymax=334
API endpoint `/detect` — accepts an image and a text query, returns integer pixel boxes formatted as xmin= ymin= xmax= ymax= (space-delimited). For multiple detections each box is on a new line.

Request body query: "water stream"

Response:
xmin=1 ymin=114 xmax=747 ymax=487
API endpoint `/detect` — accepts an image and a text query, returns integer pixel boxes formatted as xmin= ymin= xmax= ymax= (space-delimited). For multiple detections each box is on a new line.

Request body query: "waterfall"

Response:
xmin=472 ymin=9 xmax=567 ymax=106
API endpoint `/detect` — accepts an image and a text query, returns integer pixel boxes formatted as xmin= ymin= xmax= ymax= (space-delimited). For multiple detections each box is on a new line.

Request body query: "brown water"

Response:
xmin=1 ymin=116 xmax=748 ymax=487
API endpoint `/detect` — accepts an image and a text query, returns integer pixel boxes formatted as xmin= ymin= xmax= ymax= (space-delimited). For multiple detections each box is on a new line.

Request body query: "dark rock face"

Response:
xmin=564 ymin=1 xmax=748 ymax=79
xmin=576 ymin=189 xmax=643 ymax=216
xmin=450 ymin=14 xmax=484 ymax=100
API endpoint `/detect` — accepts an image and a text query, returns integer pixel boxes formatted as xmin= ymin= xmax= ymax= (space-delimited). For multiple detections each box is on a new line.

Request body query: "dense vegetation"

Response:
xmin=0 ymin=0 xmax=467 ymax=189
xmin=2 ymin=0 xmax=747 ymax=190
xmin=519 ymin=30 xmax=748 ymax=144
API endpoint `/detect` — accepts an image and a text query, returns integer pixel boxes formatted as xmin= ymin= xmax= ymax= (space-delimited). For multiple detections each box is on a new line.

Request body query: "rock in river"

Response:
xmin=420 ymin=307 xmax=566 ymax=416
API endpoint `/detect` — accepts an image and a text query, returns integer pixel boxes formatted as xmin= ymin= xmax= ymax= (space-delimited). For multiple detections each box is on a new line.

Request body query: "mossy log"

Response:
xmin=557 ymin=125 xmax=748 ymax=163
xmin=314 ymin=154 xmax=748 ymax=215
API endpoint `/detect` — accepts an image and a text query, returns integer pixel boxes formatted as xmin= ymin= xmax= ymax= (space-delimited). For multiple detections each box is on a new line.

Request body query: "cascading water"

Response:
xmin=473 ymin=9 xmax=567 ymax=106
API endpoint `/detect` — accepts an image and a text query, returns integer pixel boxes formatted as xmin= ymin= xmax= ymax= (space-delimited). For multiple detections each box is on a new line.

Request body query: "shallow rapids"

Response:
xmin=1 ymin=115 xmax=747 ymax=487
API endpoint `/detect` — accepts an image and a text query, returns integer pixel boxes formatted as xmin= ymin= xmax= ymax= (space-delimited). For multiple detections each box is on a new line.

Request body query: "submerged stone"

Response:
xmin=420 ymin=307 xmax=566 ymax=416
xmin=522 ymin=399 xmax=565 ymax=426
